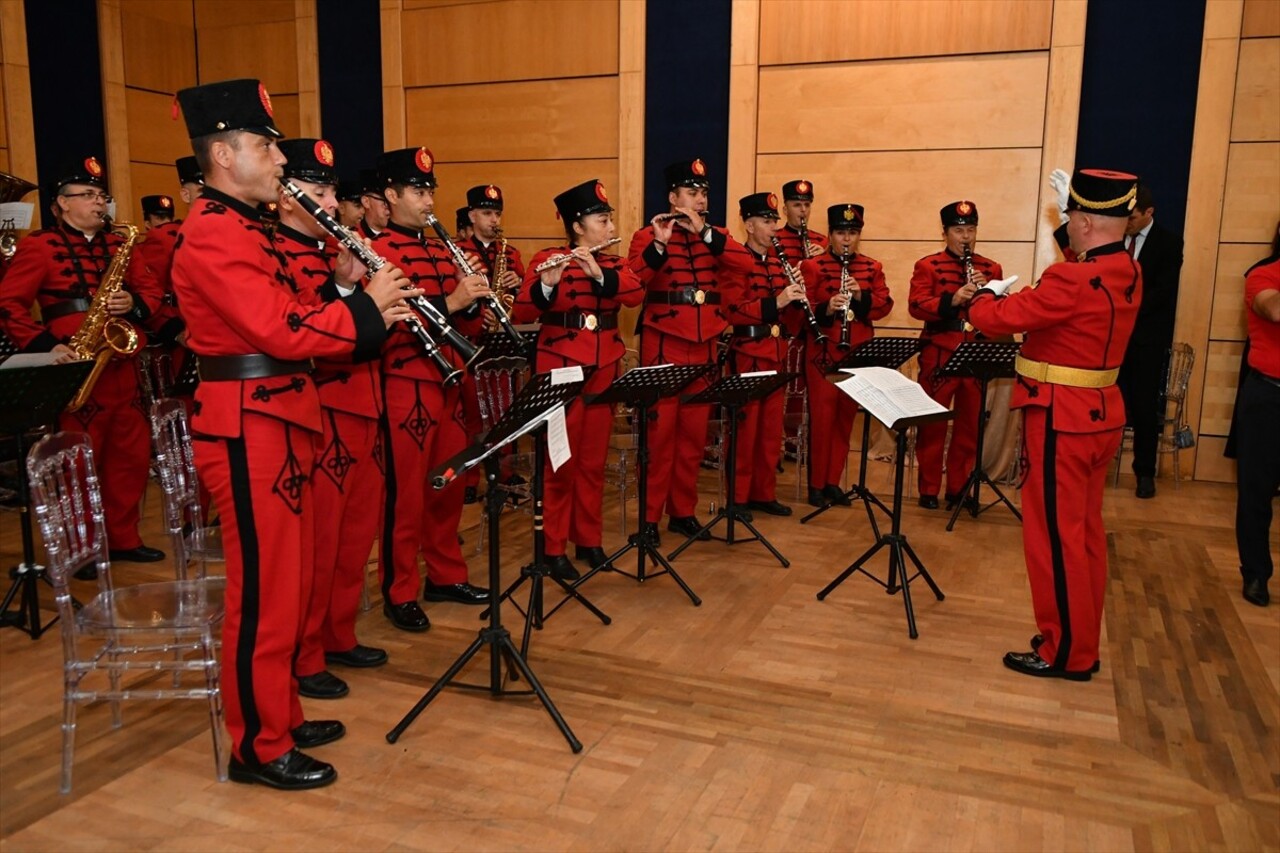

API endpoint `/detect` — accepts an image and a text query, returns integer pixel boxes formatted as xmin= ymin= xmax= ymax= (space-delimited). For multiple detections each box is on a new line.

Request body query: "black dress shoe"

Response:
xmin=945 ymin=493 xmax=979 ymax=513
xmin=423 ymin=581 xmax=490 ymax=605
xmin=1002 ymin=650 xmax=1092 ymax=682
xmin=822 ymin=485 xmax=852 ymax=506
xmin=748 ymin=499 xmax=793 ymax=516
xmin=108 ymin=545 xmax=166 ymax=563
xmin=290 ymin=719 xmax=346 ymax=748
xmin=546 ymin=555 xmax=579 ymax=582
xmin=325 ymin=644 xmax=388 ymax=668
xmin=807 ymin=487 xmax=827 ymax=508
xmin=729 ymin=505 xmax=754 ymax=522
xmin=668 ymin=516 xmax=711 ymax=540
xmin=296 ymin=671 xmax=349 ymax=699
xmin=73 ymin=564 xmax=98 ymax=581
xmin=918 ymin=495 xmax=939 ymax=510
xmin=1135 ymin=476 xmax=1156 ymax=499
xmin=1243 ymin=577 xmax=1270 ymax=607
xmin=1029 ymin=634 xmax=1101 ymax=673
xmin=229 ymin=748 xmax=336 ymax=790
xmin=574 ymin=545 xmax=609 ymax=569
xmin=383 ymin=600 xmax=430 ymax=632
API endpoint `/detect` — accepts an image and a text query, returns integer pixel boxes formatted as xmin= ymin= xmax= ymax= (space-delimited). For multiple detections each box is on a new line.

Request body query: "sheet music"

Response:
xmin=550 ymin=365 xmax=584 ymax=385
xmin=0 ymin=352 xmax=80 ymax=369
xmin=545 ymin=404 xmax=571 ymax=471
xmin=739 ymin=370 xmax=777 ymax=378
xmin=836 ymin=366 xmax=948 ymax=429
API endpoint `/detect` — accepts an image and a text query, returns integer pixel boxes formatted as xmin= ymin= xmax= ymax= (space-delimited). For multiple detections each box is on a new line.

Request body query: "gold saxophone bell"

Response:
xmin=65 ymin=221 xmax=143 ymax=412
xmin=0 ymin=171 xmax=38 ymax=259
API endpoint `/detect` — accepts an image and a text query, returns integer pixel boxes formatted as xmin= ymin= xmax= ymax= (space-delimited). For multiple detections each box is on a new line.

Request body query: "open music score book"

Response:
xmin=836 ymin=367 xmax=948 ymax=430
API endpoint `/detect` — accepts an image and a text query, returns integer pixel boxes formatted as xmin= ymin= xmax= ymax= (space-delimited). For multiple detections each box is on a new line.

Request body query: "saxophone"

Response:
xmin=65 ymin=218 xmax=142 ymax=411
xmin=487 ymin=228 xmax=513 ymax=332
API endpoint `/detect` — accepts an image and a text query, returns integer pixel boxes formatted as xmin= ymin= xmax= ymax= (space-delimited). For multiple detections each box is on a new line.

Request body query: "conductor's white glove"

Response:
xmin=979 ymin=275 xmax=1019 ymax=298
xmin=1049 ymin=168 xmax=1070 ymax=225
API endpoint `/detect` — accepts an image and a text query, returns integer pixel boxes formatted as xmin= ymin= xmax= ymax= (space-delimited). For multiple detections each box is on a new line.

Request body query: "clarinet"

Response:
xmin=424 ymin=213 xmax=525 ymax=347
xmin=769 ymin=236 xmax=828 ymax=343
xmin=278 ymin=179 xmax=479 ymax=385
xmin=837 ymin=253 xmax=855 ymax=351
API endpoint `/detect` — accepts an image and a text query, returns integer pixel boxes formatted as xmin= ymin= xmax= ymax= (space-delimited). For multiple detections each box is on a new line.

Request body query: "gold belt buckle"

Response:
xmin=693 ymin=289 xmax=706 ymax=305
xmin=583 ymin=314 xmax=598 ymax=331
xmin=769 ymin=324 xmax=780 ymax=338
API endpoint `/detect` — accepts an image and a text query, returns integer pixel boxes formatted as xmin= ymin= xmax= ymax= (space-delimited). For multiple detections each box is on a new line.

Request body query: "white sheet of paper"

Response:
xmin=550 ymin=365 xmax=584 ymax=385
xmin=0 ymin=202 xmax=34 ymax=230
xmin=0 ymin=352 xmax=74 ymax=369
xmin=545 ymin=404 xmax=571 ymax=471
xmin=739 ymin=370 xmax=778 ymax=378
xmin=835 ymin=366 xmax=948 ymax=429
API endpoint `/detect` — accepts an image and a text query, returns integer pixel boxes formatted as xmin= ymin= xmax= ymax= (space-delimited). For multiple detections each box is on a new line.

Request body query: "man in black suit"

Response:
xmin=1119 ymin=184 xmax=1184 ymax=498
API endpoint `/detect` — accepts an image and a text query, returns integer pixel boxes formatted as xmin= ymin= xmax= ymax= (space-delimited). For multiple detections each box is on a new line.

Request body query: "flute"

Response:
xmin=533 ymin=238 xmax=622 ymax=273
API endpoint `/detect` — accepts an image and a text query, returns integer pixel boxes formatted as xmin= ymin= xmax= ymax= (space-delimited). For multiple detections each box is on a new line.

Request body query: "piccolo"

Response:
xmin=533 ymin=238 xmax=622 ymax=273
xmin=654 ymin=212 xmax=691 ymax=223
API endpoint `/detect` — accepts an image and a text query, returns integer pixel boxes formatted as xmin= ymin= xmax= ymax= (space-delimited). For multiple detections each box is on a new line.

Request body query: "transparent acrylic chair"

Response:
xmin=149 ymin=398 xmax=223 ymax=580
xmin=27 ymin=431 xmax=227 ymax=794
xmin=472 ymin=357 xmax=534 ymax=553
xmin=781 ymin=337 xmax=809 ymax=500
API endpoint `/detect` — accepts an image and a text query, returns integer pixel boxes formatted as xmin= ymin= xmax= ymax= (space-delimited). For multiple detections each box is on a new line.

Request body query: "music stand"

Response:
xmin=936 ymin=340 xmax=1023 ymax=532
xmin=0 ymin=361 xmax=95 ymax=638
xmin=816 ymin=370 xmax=949 ymax=639
xmin=667 ymin=371 xmax=795 ymax=568
xmin=387 ymin=372 xmax=588 ymax=753
xmin=564 ymin=362 xmax=717 ymax=608
xmin=801 ymin=337 xmax=922 ymax=534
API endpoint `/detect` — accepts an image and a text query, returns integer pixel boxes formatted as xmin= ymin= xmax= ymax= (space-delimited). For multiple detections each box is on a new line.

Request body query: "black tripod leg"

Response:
xmin=484 ymin=570 xmax=533 ymax=621
xmin=985 ymin=479 xmax=1023 ymax=521
xmin=736 ymin=518 xmax=790 ymax=568
xmin=665 ymin=512 xmax=723 ymax=561
xmin=944 ymin=470 xmax=980 ymax=532
xmin=893 ymin=540 xmax=920 ymax=639
xmin=642 ymin=542 xmax=701 ymax=605
xmin=386 ymin=632 xmax=487 ymax=743
xmin=495 ymin=633 xmax=582 ymax=753
xmin=547 ymin=576 xmax=611 ymax=625
xmin=901 ymin=538 xmax=945 ymax=601
xmin=816 ymin=539 xmax=886 ymax=600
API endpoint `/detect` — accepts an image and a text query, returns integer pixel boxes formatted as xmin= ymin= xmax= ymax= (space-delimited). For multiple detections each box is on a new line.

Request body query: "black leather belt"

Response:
xmin=541 ymin=311 xmax=618 ymax=331
xmin=198 ymin=354 xmax=314 ymax=381
xmin=1254 ymin=367 xmax=1280 ymax=389
xmin=41 ymin=299 xmax=92 ymax=322
xmin=647 ymin=287 xmax=720 ymax=306
xmin=731 ymin=324 xmax=784 ymax=340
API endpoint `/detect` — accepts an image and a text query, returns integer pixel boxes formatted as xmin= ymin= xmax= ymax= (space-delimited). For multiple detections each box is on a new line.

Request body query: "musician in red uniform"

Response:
xmin=514 ymin=179 xmax=644 ymax=576
xmin=135 ymin=189 xmax=185 ymax=346
xmin=722 ymin=191 xmax=805 ymax=517
xmin=455 ymin=206 xmax=473 ymax=242
xmin=373 ymin=147 xmax=492 ymax=632
xmin=908 ymin=201 xmax=1004 ymax=510
xmin=172 ymin=79 xmax=416 ymax=788
xmin=967 ymin=169 xmax=1141 ymax=681
xmin=357 ymin=168 xmax=389 ymax=240
xmin=0 ymin=156 xmax=164 ymax=566
xmin=336 ymin=178 xmax=363 ymax=230
xmin=774 ymin=179 xmax=827 ymax=266
xmin=627 ymin=159 xmax=752 ymax=540
xmin=270 ymin=139 xmax=390 ymax=701
xmin=800 ymin=203 xmax=894 ymax=507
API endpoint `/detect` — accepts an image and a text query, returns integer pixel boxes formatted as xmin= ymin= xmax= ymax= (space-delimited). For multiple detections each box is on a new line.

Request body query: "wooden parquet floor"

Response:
xmin=0 ymin=459 xmax=1277 ymax=851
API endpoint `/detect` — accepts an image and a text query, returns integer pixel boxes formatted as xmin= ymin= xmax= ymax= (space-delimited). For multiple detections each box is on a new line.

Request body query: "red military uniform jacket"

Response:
xmin=274 ymin=223 xmax=382 ymax=420
xmin=356 ymin=219 xmax=381 ymax=241
xmin=171 ymin=187 xmax=387 ymax=438
xmin=800 ymin=250 xmax=894 ymax=369
xmin=372 ymin=220 xmax=483 ymax=383
xmin=774 ymin=223 xmax=827 ymax=267
xmin=514 ymin=248 xmax=643 ymax=368
xmin=908 ymin=248 xmax=1003 ymax=353
xmin=135 ymin=220 xmax=185 ymax=343
xmin=627 ymin=224 xmax=752 ymax=343
xmin=0 ymin=222 xmax=161 ymax=352
xmin=466 ymin=234 xmax=525 ymax=288
xmin=967 ymin=242 xmax=1141 ymax=433
xmin=724 ymin=246 xmax=797 ymax=363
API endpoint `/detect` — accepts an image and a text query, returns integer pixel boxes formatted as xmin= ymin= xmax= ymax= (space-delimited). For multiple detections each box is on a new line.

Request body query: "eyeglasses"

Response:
xmin=61 ymin=191 xmax=113 ymax=203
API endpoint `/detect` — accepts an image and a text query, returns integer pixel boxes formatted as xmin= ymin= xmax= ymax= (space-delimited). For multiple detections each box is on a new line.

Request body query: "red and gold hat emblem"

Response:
xmin=485 ymin=185 xmax=500 ymax=200
xmin=415 ymin=147 xmax=434 ymax=173
xmin=691 ymin=159 xmax=706 ymax=176
xmin=84 ymin=157 xmax=103 ymax=177
xmin=595 ymin=182 xmax=609 ymax=202
xmin=766 ymin=193 xmax=778 ymax=209
xmin=160 ymin=196 xmax=172 ymax=209
xmin=258 ymin=83 xmax=274 ymax=117
xmin=956 ymin=201 xmax=972 ymax=215
xmin=796 ymin=180 xmax=810 ymax=194
xmin=314 ymin=140 xmax=335 ymax=167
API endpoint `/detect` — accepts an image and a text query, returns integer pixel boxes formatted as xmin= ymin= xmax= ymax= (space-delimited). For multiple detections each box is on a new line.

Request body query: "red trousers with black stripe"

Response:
xmin=804 ymin=357 xmax=857 ymax=491
xmin=1021 ymin=407 xmax=1121 ymax=673
xmin=916 ymin=344 xmax=981 ymax=498
xmin=732 ymin=352 xmax=784 ymax=503
xmin=379 ymin=375 xmax=469 ymax=607
xmin=193 ymin=415 xmax=318 ymax=767
xmin=296 ymin=410 xmax=382 ymax=677
xmin=641 ymin=332 xmax=716 ymax=523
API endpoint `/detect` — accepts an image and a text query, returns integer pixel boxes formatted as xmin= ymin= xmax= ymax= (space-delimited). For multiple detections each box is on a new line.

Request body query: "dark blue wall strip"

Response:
xmin=1075 ymin=0 xmax=1205 ymax=236
xmin=644 ymin=0 xmax=733 ymax=223
xmin=25 ymin=0 xmax=105 ymax=220
xmin=317 ymin=0 xmax=383 ymax=181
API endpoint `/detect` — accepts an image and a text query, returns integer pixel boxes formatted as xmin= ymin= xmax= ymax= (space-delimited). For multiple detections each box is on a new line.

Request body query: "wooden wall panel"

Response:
xmin=120 ymin=0 xmax=197 ymax=95
xmin=758 ymin=0 xmax=1052 ymax=65
xmin=1218 ymin=142 xmax=1280 ymax=242
xmin=1242 ymin=0 xmax=1280 ymax=37
xmin=1193 ymin=436 xmax=1236 ymax=482
xmin=757 ymin=53 xmax=1049 ymax=154
xmin=127 ymin=161 xmax=187 ymax=220
xmin=404 ymin=77 xmax=619 ymax=163
xmin=1199 ymin=340 xmax=1245 ymax=437
xmin=197 ymin=20 xmax=300 ymax=94
xmin=1209 ymin=242 xmax=1269 ymax=341
xmin=755 ymin=148 xmax=1042 ymax=242
xmin=125 ymin=89 xmax=191 ymax=166
xmin=268 ymin=95 xmax=302 ymax=140
xmin=400 ymin=0 xmax=617 ymax=87
xmin=431 ymin=158 xmax=619 ymax=239
xmin=1231 ymin=37 xmax=1280 ymax=141
xmin=194 ymin=0 xmax=297 ymax=28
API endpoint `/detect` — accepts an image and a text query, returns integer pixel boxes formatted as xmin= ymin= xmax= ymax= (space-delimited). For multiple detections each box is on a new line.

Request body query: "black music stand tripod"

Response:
xmin=387 ymin=373 xmax=590 ymax=753
xmin=801 ymin=337 xmax=923 ymax=535
xmin=0 ymin=361 xmax=94 ymax=639
xmin=667 ymin=371 xmax=795 ymax=568
xmin=939 ymin=340 xmax=1023 ymax=532
xmin=566 ymin=362 xmax=717 ymax=608
xmin=817 ymin=405 xmax=951 ymax=639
